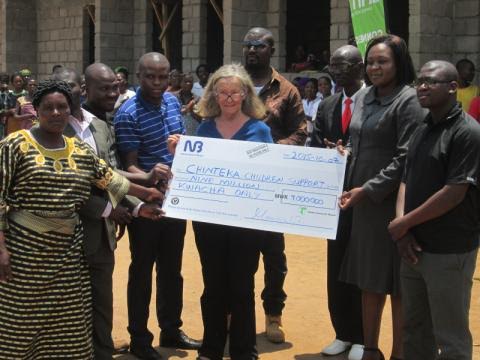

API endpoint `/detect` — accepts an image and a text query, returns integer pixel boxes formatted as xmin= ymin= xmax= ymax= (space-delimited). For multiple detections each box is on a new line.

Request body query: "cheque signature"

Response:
xmin=251 ymin=207 xmax=304 ymax=226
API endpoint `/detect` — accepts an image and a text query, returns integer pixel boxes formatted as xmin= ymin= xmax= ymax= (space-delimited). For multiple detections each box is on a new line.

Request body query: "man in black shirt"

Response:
xmin=388 ymin=60 xmax=480 ymax=360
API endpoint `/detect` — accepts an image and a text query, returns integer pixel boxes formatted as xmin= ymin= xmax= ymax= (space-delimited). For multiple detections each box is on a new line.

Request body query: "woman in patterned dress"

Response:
xmin=0 ymin=80 xmax=163 ymax=359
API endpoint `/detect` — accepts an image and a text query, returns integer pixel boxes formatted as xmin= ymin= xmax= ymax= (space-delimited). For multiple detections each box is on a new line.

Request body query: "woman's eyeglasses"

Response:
xmin=214 ymin=92 xmax=245 ymax=102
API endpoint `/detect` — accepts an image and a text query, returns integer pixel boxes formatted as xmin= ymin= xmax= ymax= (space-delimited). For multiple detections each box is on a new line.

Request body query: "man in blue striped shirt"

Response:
xmin=114 ymin=52 xmax=200 ymax=360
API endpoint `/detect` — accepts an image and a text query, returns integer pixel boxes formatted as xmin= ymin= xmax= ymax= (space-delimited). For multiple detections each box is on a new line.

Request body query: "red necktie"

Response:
xmin=342 ymin=97 xmax=352 ymax=134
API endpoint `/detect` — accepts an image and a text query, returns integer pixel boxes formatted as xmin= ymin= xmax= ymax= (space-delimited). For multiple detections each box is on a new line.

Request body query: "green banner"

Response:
xmin=349 ymin=0 xmax=387 ymax=57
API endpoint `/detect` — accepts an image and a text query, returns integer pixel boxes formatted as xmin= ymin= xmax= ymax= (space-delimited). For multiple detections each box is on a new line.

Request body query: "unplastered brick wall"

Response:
xmin=95 ymin=0 xmax=135 ymax=74
xmin=453 ymin=0 xmax=480 ymax=84
xmin=36 ymin=0 xmax=90 ymax=79
xmin=3 ymin=0 xmax=37 ymax=75
xmin=182 ymin=0 xmax=208 ymax=72
xmin=330 ymin=0 xmax=352 ymax=55
xmin=224 ymin=0 xmax=268 ymax=65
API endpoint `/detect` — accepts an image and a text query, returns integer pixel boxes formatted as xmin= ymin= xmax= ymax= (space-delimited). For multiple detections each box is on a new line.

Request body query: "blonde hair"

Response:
xmin=196 ymin=63 xmax=266 ymax=119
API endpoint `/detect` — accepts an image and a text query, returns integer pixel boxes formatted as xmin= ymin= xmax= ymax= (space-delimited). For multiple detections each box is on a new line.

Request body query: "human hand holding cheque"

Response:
xmin=162 ymin=136 xmax=347 ymax=239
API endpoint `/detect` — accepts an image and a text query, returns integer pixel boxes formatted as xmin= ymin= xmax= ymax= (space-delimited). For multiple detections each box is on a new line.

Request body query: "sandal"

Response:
xmin=363 ymin=347 xmax=385 ymax=360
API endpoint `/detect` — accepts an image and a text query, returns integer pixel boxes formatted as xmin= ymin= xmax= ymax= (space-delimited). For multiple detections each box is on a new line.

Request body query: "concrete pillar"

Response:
xmin=330 ymin=0 xmax=351 ymax=54
xmin=95 ymin=0 xmax=134 ymax=73
xmin=182 ymin=0 xmax=207 ymax=72
xmin=132 ymin=0 xmax=149 ymax=70
xmin=223 ymin=0 xmax=270 ymax=65
xmin=267 ymin=0 xmax=286 ymax=71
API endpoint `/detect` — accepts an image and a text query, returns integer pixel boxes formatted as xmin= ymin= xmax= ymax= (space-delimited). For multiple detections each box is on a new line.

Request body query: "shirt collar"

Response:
xmin=81 ymin=108 xmax=95 ymax=124
xmin=342 ymin=87 xmax=362 ymax=104
xmin=259 ymin=67 xmax=281 ymax=93
xmin=68 ymin=108 xmax=94 ymax=132
xmin=424 ymin=102 xmax=463 ymax=126
xmin=137 ymin=88 xmax=165 ymax=112
xmin=364 ymin=84 xmax=410 ymax=106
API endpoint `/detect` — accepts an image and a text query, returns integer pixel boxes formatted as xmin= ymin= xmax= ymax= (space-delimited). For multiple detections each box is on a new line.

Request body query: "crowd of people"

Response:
xmin=0 ymin=25 xmax=479 ymax=360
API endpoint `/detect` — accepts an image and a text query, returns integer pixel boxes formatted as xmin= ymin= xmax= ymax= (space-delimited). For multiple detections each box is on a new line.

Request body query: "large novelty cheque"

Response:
xmin=163 ymin=136 xmax=347 ymax=239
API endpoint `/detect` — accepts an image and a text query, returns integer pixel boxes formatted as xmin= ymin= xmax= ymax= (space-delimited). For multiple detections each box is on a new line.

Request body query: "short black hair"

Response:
xmin=364 ymin=34 xmax=416 ymax=86
xmin=196 ymin=64 xmax=210 ymax=75
xmin=52 ymin=64 xmax=63 ymax=73
xmin=10 ymin=71 xmax=23 ymax=85
xmin=318 ymin=75 xmax=332 ymax=84
xmin=306 ymin=78 xmax=318 ymax=88
xmin=32 ymin=79 xmax=73 ymax=110
xmin=456 ymin=58 xmax=475 ymax=70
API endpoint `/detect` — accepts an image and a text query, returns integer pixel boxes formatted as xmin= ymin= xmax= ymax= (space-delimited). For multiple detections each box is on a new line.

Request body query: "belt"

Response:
xmin=8 ymin=209 xmax=79 ymax=235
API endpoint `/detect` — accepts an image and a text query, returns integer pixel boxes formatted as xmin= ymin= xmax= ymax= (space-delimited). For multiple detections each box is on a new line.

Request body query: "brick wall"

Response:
xmin=267 ymin=0 xmax=286 ymax=71
xmin=330 ymin=0 xmax=352 ymax=55
xmin=224 ymin=0 xmax=268 ymax=65
xmin=36 ymin=0 xmax=90 ymax=79
xmin=182 ymin=0 xmax=207 ymax=72
xmin=4 ymin=0 xmax=37 ymax=75
xmin=453 ymin=0 xmax=480 ymax=84
xmin=409 ymin=0 xmax=455 ymax=71
xmin=95 ymin=0 xmax=135 ymax=74
xmin=133 ymin=0 xmax=150 ymax=71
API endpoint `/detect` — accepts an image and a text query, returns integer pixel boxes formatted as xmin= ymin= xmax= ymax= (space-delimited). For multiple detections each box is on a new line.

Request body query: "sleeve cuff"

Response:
xmin=362 ymin=182 xmax=384 ymax=204
xmin=106 ymin=171 xmax=130 ymax=208
xmin=101 ymin=202 xmax=113 ymax=218
xmin=132 ymin=202 xmax=145 ymax=217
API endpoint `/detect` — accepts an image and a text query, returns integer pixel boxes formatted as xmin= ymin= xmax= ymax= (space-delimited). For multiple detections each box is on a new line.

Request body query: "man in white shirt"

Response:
xmin=192 ymin=64 xmax=210 ymax=98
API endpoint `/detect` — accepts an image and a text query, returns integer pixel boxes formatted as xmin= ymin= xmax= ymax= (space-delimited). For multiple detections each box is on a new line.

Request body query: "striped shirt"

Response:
xmin=114 ymin=89 xmax=185 ymax=170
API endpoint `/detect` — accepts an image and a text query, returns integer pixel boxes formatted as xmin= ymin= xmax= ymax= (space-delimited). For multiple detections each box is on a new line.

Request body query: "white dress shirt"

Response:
xmin=69 ymin=109 xmax=113 ymax=217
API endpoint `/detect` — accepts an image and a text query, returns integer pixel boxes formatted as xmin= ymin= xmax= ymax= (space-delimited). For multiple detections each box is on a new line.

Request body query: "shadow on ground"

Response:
xmin=114 ymin=332 xmax=295 ymax=359
xmin=295 ymin=352 xmax=348 ymax=360
xmin=115 ymin=347 xmax=189 ymax=359
xmin=256 ymin=332 xmax=293 ymax=355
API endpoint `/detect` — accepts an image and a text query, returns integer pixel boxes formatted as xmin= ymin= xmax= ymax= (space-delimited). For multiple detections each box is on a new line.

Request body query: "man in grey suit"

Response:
xmin=53 ymin=65 xmax=167 ymax=360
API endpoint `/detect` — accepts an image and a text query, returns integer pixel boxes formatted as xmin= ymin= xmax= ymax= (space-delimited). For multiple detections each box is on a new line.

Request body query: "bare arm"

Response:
xmin=395 ymin=182 xmax=406 ymax=218
xmin=388 ymin=183 xmax=469 ymax=241
xmin=121 ymin=150 xmax=146 ymax=174
xmin=116 ymin=164 xmax=171 ymax=187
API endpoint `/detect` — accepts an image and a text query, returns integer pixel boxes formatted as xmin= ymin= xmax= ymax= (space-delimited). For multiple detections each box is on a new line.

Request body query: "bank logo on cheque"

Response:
xmin=183 ymin=140 xmax=204 ymax=153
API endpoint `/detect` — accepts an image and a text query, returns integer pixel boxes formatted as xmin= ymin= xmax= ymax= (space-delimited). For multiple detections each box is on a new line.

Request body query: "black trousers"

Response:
xmin=327 ymin=209 xmax=363 ymax=344
xmin=85 ymin=239 xmax=115 ymax=360
xmin=194 ymin=222 xmax=262 ymax=360
xmin=127 ymin=217 xmax=186 ymax=347
xmin=260 ymin=232 xmax=287 ymax=316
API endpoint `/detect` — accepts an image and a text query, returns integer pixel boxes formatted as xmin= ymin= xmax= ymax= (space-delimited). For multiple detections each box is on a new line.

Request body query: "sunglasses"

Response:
xmin=242 ymin=40 xmax=270 ymax=50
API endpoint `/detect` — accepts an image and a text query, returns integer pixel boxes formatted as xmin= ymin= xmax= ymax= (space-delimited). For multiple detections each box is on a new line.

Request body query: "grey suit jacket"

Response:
xmin=347 ymin=85 xmax=427 ymax=202
xmin=64 ymin=116 xmax=140 ymax=255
